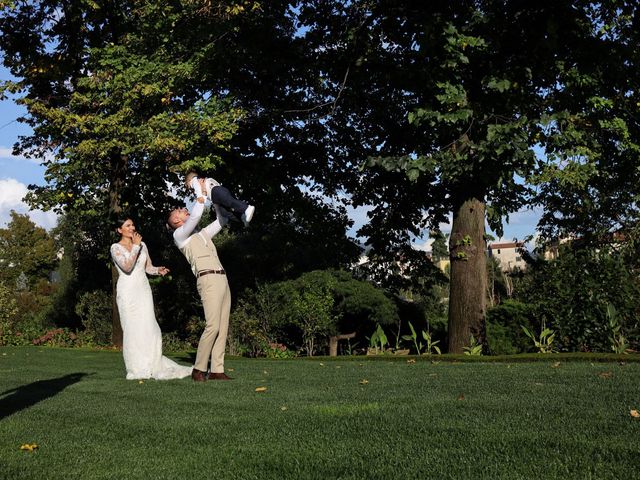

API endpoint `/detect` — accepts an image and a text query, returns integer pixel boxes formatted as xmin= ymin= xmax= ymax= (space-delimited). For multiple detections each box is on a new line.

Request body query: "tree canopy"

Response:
xmin=291 ymin=0 xmax=640 ymax=351
xmin=2 ymin=1 xmax=639 ymax=352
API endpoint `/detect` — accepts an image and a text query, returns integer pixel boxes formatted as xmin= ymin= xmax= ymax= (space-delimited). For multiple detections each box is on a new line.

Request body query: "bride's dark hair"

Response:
xmin=112 ymin=213 xmax=134 ymax=232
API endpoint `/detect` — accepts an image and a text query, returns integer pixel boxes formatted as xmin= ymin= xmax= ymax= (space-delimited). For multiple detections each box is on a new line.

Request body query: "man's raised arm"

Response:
xmin=202 ymin=204 xmax=228 ymax=239
xmin=173 ymin=178 xmax=207 ymax=247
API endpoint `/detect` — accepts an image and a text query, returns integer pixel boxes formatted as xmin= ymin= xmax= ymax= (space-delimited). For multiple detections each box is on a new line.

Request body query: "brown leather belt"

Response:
xmin=197 ymin=269 xmax=226 ymax=278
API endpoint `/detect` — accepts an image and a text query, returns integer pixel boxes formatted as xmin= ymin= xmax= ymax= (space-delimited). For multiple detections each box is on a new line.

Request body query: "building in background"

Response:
xmin=487 ymin=241 xmax=527 ymax=272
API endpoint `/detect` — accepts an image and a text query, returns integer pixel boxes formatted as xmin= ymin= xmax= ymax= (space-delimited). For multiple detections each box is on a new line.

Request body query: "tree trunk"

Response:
xmin=329 ymin=332 xmax=356 ymax=356
xmin=447 ymin=195 xmax=487 ymax=353
xmin=109 ymin=152 xmax=128 ymax=348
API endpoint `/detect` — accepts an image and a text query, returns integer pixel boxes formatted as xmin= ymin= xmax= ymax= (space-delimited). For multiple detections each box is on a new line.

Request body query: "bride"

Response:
xmin=110 ymin=217 xmax=192 ymax=380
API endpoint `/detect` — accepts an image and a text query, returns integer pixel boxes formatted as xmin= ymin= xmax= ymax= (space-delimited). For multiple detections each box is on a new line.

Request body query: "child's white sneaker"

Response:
xmin=242 ymin=205 xmax=255 ymax=226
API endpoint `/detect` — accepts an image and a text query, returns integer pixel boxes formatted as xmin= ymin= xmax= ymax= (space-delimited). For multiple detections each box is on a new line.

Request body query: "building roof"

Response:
xmin=488 ymin=241 xmax=525 ymax=249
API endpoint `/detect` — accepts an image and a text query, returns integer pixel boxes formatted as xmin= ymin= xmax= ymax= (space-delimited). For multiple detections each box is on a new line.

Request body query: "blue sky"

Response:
xmin=0 ymin=65 xmax=540 ymax=249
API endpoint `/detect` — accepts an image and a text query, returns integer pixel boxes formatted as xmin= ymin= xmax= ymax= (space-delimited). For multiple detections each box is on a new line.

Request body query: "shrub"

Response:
xmin=486 ymin=322 xmax=518 ymax=355
xmin=265 ymin=342 xmax=297 ymax=359
xmin=290 ymin=283 xmax=337 ymax=356
xmin=485 ymin=300 xmax=536 ymax=354
xmin=230 ymin=270 xmax=397 ymax=356
xmin=75 ymin=290 xmax=112 ymax=345
xmin=516 ymin=247 xmax=640 ymax=352
xmin=229 ymin=283 xmax=289 ymax=357
xmin=32 ymin=328 xmax=78 ymax=347
xmin=162 ymin=332 xmax=193 ymax=353
xmin=0 ymin=282 xmax=19 ymax=346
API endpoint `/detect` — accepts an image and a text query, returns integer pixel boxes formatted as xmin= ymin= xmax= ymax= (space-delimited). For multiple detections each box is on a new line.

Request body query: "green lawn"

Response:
xmin=1 ymin=347 xmax=639 ymax=480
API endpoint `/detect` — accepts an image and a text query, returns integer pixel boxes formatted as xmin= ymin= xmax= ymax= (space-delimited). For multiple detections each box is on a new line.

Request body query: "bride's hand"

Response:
xmin=133 ymin=232 xmax=142 ymax=245
xmin=158 ymin=267 xmax=170 ymax=276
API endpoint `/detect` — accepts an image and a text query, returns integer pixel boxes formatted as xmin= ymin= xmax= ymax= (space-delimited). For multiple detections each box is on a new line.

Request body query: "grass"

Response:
xmin=1 ymin=347 xmax=639 ymax=480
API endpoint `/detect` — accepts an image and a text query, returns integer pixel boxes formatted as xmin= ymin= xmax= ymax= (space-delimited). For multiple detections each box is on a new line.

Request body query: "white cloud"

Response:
xmin=0 ymin=146 xmax=51 ymax=164
xmin=0 ymin=178 xmax=58 ymax=230
xmin=412 ymin=237 xmax=435 ymax=252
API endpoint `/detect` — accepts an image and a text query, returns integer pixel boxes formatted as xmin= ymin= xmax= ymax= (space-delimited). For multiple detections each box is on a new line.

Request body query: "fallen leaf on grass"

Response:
xmin=20 ymin=444 xmax=38 ymax=452
xmin=598 ymin=371 xmax=613 ymax=379
xmin=359 ymin=379 xmax=369 ymax=385
xmin=630 ymin=409 xmax=640 ymax=418
xmin=335 ymin=365 xmax=342 ymax=369
xmin=227 ymin=368 xmax=235 ymax=372
xmin=429 ymin=373 xmax=438 ymax=377
xmin=406 ymin=359 xmax=416 ymax=364
xmin=255 ymin=387 xmax=268 ymax=393
xmin=280 ymin=406 xmax=288 ymax=411
xmin=263 ymin=370 xmax=269 ymax=375
xmin=551 ymin=362 xmax=561 ymax=368
xmin=138 ymin=380 xmax=144 ymax=384
xmin=457 ymin=393 xmax=465 ymax=401
xmin=319 ymin=363 xmax=325 ymax=367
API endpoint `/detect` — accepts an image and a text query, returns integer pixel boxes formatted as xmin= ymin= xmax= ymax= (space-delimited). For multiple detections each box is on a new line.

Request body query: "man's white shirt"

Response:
xmin=172 ymin=200 xmax=224 ymax=250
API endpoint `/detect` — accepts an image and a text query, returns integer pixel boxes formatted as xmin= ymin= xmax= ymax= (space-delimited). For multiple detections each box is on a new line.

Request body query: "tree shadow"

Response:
xmin=0 ymin=373 xmax=89 ymax=421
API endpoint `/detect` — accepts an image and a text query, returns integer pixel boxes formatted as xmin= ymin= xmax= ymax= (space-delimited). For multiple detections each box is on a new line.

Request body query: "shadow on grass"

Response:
xmin=0 ymin=373 xmax=89 ymax=420
xmin=171 ymin=352 xmax=196 ymax=364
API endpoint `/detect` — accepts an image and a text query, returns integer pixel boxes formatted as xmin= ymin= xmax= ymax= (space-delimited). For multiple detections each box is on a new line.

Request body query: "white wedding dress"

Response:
xmin=110 ymin=242 xmax=192 ymax=380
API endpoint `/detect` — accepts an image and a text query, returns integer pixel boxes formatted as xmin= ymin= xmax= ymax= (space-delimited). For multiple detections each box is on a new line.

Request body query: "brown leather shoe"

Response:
xmin=208 ymin=372 xmax=233 ymax=380
xmin=191 ymin=368 xmax=207 ymax=382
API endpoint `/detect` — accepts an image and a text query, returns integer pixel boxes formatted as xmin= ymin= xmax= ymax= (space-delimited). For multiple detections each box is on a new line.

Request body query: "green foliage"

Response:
xmin=0 ymin=211 xmax=57 ymax=289
xmin=229 ymin=270 xmax=398 ymax=356
xmin=264 ymin=342 xmax=297 ymax=359
xmin=0 ymin=281 xmax=19 ymax=346
xmin=229 ymin=283 xmax=288 ymax=357
xmin=401 ymin=321 xmax=441 ymax=355
xmin=606 ymin=304 xmax=629 ymax=355
xmin=0 ymin=216 xmax=58 ymax=345
xmin=367 ymin=324 xmax=389 ymax=354
xmin=161 ymin=332 xmax=193 ymax=354
xmin=485 ymin=322 xmax=518 ymax=355
xmin=430 ymin=231 xmax=449 ymax=262
xmin=302 ymin=1 xmax=640 ymax=353
xmin=486 ymin=300 xmax=535 ymax=354
xmin=74 ymin=290 xmax=113 ymax=345
xmin=521 ymin=321 xmax=557 ymax=354
xmin=463 ymin=336 xmax=482 ymax=356
xmin=290 ymin=279 xmax=336 ymax=357
xmin=516 ymin=246 xmax=640 ymax=352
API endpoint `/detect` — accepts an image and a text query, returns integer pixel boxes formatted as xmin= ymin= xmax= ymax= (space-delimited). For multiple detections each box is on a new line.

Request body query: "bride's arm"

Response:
xmin=110 ymin=243 xmax=141 ymax=274
xmin=142 ymin=243 xmax=169 ymax=276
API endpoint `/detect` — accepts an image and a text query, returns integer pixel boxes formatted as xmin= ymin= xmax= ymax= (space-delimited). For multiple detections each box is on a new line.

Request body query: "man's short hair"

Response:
xmin=166 ymin=210 xmax=179 ymax=231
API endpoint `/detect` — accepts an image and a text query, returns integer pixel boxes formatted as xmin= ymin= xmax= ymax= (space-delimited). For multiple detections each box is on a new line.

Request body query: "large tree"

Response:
xmin=0 ymin=1 xmax=362 ymax=343
xmin=294 ymin=0 xmax=640 ymax=352
xmin=0 ymin=1 xmax=250 ymax=344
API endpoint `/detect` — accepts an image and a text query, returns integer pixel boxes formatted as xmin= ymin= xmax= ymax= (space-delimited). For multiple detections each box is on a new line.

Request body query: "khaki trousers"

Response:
xmin=194 ymin=274 xmax=231 ymax=373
